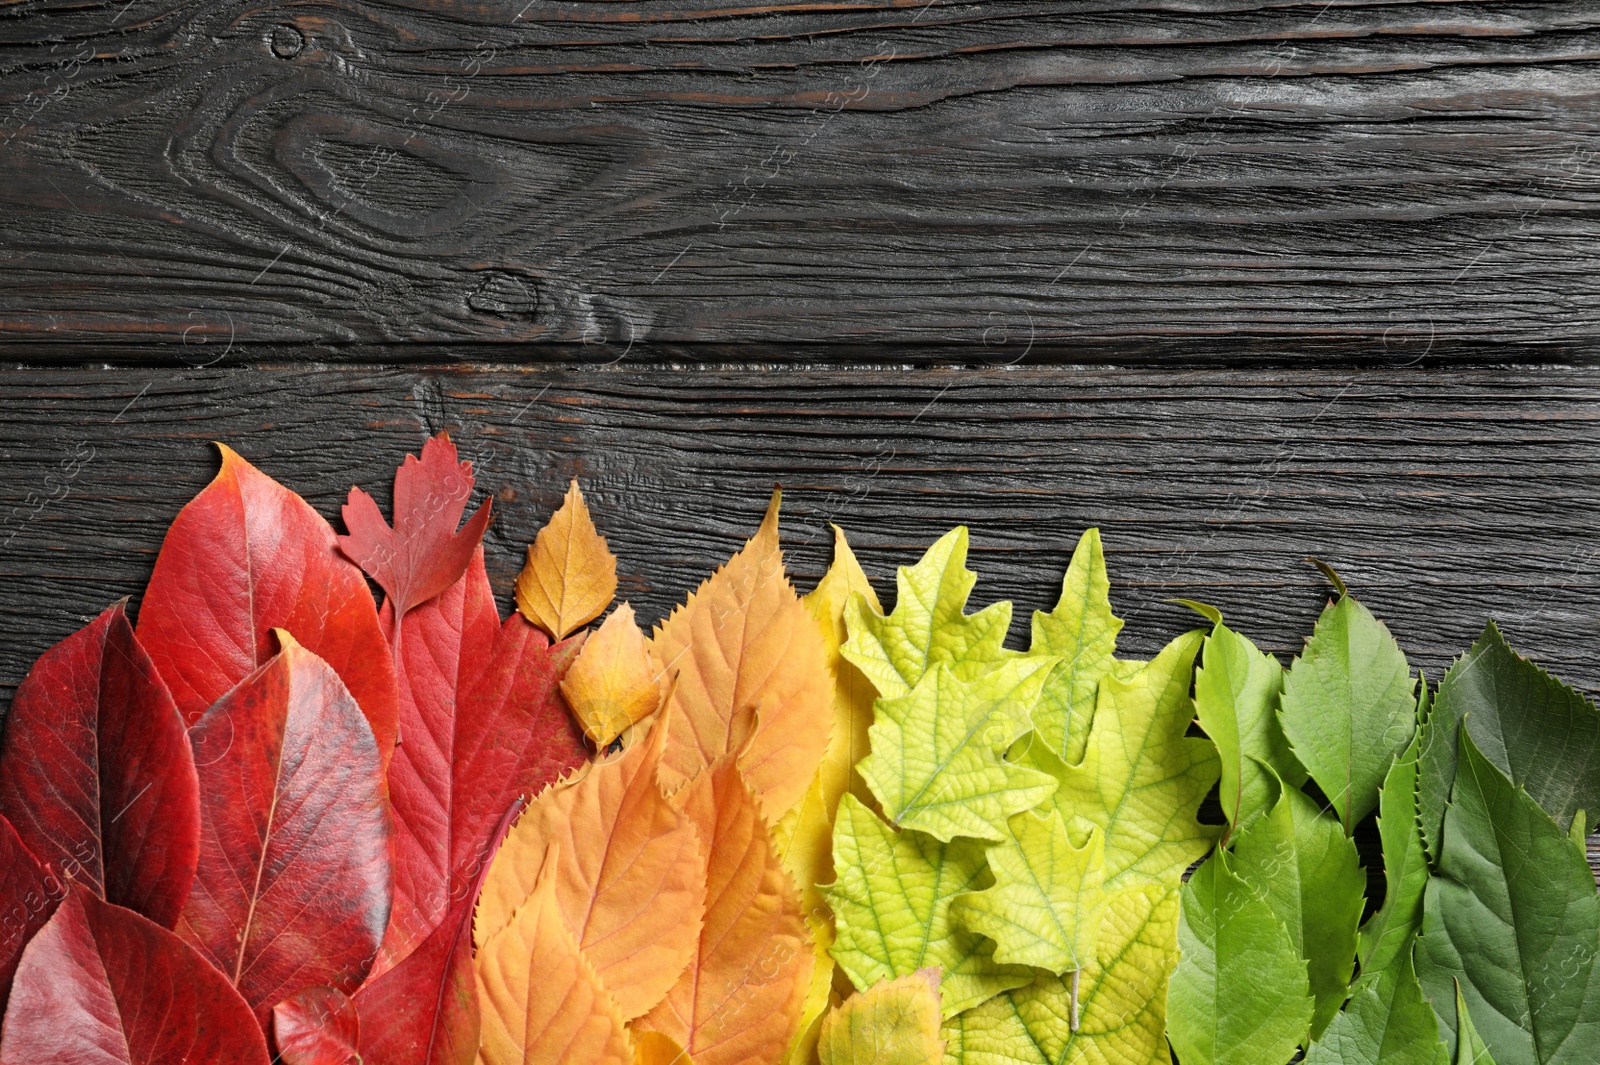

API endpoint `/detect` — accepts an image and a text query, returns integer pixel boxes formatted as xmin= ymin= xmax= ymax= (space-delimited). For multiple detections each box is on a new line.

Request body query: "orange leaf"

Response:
xmin=649 ymin=490 xmax=832 ymax=820
xmin=561 ymin=604 xmax=664 ymax=749
xmin=635 ymin=754 xmax=813 ymax=1065
xmin=476 ymin=706 xmax=703 ymax=1021
xmin=516 ymin=480 xmax=618 ymax=640
xmin=633 ymin=1031 xmax=694 ymax=1065
xmin=474 ymin=844 xmax=632 ymax=1065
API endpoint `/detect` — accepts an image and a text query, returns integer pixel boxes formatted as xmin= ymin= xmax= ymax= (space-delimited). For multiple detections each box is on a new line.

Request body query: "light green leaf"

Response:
xmin=1413 ymin=730 xmax=1600 ymax=1064
xmin=1569 ymin=810 xmax=1588 ymax=854
xmin=1417 ymin=621 xmax=1600 ymax=863
xmin=1229 ymin=770 xmax=1364 ymax=1040
xmin=1304 ymin=953 xmax=1448 ymax=1065
xmin=943 ymin=884 xmax=1180 ymax=1065
xmin=1167 ymin=851 xmax=1314 ymax=1065
xmin=857 ymin=658 xmax=1058 ymax=842
xmin=824 ymin=794 xmax=1032 ymax=1017
xmin=1357 ymin=682 xmax=1430 ymax=978
xmin=841 ymin=527 xmax=1012 ymax=698
xmin=1279 ymin=593 xmax=1416 ymax=833
xmin=1029 ymin=528 xmax=1122 ymax=766
xmin=1455 ymin=981 xmax=1497 ymax=1065
xmin=950 ymin=809 xmax=1105 ymax=974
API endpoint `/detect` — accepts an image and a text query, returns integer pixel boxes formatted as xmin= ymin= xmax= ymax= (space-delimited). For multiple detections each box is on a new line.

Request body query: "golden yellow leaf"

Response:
xmin=649 ymin=489 xmax=831 ymax=820
xmin=562 ymin=603 xmax=664 ymax=748
xmin=634 ymin=1031 xmax=695 ymax=1065
xmin=477 ymin=707 xmax=704 ymax=1021
xmin=516 ymin=479 xmax=618 ymax=640
xmin=818 ymin=969 xmax=945 ymax=1065
xmin=636 ymin=753 xmax=814 ymax=1065
xmin=474 ymin=843 xmax=633 ymax=1065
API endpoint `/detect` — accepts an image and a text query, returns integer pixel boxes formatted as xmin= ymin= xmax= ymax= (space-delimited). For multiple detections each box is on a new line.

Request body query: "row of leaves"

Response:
xmin=0 ymin=434 xmax=1596 ymax=1065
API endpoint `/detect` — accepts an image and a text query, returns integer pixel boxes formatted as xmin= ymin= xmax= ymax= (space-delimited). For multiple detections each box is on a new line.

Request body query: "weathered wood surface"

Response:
xmin=3 ymin=0 xmax=1600 ymax=350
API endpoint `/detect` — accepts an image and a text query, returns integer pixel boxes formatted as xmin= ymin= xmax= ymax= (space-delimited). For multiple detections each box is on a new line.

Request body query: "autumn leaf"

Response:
xmin=0 ymin=602 xmax=198 ymax=929
xmin=274 ymin=986 xmax=361 ymax=1065
xmin=649 ymin=489 xmax=832 ymax=821
xmin=0 ymin=885 xmax=270 ymax=1065
xmin=1029 ymin=528 xmax=1123 ymax=766
xmin=339 ymin=432 xmax=493 ymax=624
xmin=561 ymin=603 xmax=663 ymax=749
xmin=818 ymin=968 xmax=944 ymax=1065
xmin=476 ymin=705 xmax=703 ymax=1021
xmin=516 ymin=479 xmax=618 ymax=640
xmin=0 ymin=813 xmax=54 ymax=1009
xmin=634 ymin=1033 xmax=695 ymax=1065
xmin=137 ymin=444 xmax=398 ymax=760
xmin=178 ymin=634 xmax=391 ymax=1026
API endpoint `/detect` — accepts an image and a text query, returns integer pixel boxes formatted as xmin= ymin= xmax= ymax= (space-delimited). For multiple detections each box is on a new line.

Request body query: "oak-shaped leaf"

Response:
xmin=819 ymin=968 xmax=945 ymax=1065
xmin=516 ymin=479 xmax=618 ymax=640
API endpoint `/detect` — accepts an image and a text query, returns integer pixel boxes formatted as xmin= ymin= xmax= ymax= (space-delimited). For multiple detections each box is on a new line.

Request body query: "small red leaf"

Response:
xmin=178 ymin=636 xmax=392 ymax=1027
xmin=274 ymin=986 xmax=361 ymax=1065
xmin=0 ymin=813 xmax=57 ymax=1010
xmin=0 ymin=602 xmax=199 ymax=928
xmin=0 ymin=886 xmax=270 ymax=1065
xmin=338 ymin=432 xmax=493 ymax=620
xmin=137 ymin=444 xmax=399 ymax=761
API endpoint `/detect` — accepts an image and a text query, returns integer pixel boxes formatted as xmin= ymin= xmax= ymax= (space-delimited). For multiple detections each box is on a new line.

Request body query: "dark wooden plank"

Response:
xmin=3 ymin=1 xmax=1600 ymax=349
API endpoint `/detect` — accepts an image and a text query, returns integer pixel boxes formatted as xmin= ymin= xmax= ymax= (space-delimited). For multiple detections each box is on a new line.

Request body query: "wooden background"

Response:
xmin=2 ymin=0 xmax=1598 ymax=880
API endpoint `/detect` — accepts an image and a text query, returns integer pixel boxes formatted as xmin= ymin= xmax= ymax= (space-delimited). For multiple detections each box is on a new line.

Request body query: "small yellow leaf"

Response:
xmin=818 ymin=969 xmax=945 ymax=1065
xmin=803 ymin=525 xmax=884 ymax=814
xmin=562 ymin=603 xmax=663 ymax=748
xmin=635 ymin=1031 xmax=695 ymax=1065
xmin=516 ymin=480 xmax=618 ymax=640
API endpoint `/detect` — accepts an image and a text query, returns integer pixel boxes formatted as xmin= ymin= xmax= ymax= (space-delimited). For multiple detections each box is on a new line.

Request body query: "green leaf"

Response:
xmin=842 ymin=527 xmax=1012 ymax=698
xmin=1191 ymin=611 xmax=1304 ymax=834
xmin=950 ymin=809 xmax=1105 ymax=974
xmin=1304 ymin=953 xmax=1448 ymax=1065
xmin=1028 ymin=630 xmax=1220 ymax=892
xmin=1413 ymin=730 xmax=1600 ymax=1064
xmin=824 ymin=794 xmax=1032 ymax=1017
xmin=1279 ymin=593 xmax=1416 ymax=833
xmin=857 ymin=658 xmax=1059 ymax=842
xmin=1357 ymin=692 xmax=1430 ymax=979
xmin=1229 ymin=770 xmax=1365 ymax=1040
xmin=1167 ymin=851 xmax=1314 ymax=1065
xmin=1028 ymin=528 xmax=1122 ymax=766
xmin=1455 ymin=981 xmax=1497 ymax=1065
xmin=1417 ymin=621 xmax=1600 ymax=863
xmin=943 ymin=884 xmax=1180 ymax=1065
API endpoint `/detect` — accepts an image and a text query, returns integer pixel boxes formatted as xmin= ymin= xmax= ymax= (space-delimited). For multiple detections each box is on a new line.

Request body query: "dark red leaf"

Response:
xmin=0 ymin=885 xmax=270 ymax=1065
xmin=274 ymin=985 xmax=361 ymax=1065
xmin=0 ymin=813 xmax=57 ymax=1011
xmin=136 ymin=444 xmax=398 ymax=762
xmin=0 ymin=602 xmax=198 ymax=928
xmin=177 ymin=636 xmax=391 ymax=1027
xmin=338 ymin=432 xmax=493 ymax=621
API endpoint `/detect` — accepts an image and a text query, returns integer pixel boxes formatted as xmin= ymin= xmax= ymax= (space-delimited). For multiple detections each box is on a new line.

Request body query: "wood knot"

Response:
xmin=269 ymin=24 xmax=305 ymax=59
xmin=468 ymin=271 xmax=541 ymax=320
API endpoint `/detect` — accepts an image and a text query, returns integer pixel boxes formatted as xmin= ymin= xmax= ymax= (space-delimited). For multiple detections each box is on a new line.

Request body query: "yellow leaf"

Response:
xmin=516 ymin=479 xmax=618 ymax=640
xmin=818 ymin=969 xmax=945 ymax=1065
xmin=475 ymin=843 xmax=633 ymax=1065
xmin=636 ymin=754 xmax=814 ymax=1065
xmin=562 ymin=603 xmax=663 ymax=748
xmin=477 ymin=708 xmax=704 ymax=1021
xmin=650 ymin=489 xmax=832 ymax=821
xmin=635 ymin=1031 xmax=695 ymax=1065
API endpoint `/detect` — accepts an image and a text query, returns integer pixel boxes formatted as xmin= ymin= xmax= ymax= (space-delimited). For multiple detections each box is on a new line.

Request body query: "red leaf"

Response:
xmin=338 ymin=433 xmax=493 ymax=622
xmin=0 ymin=813 xmax=57 ymax=1010
xmin=0 ymin=886 xmax=270 ymax=1065
xmin=0 ymin=602 xmax=199 ymax=928
xmin=177 ymin=636 xmax=391 ymax=1027
xmin=136 ymin=444 xmax=398 ymax=762
xmin=274 ymin=986 xmax=361 ymax=1065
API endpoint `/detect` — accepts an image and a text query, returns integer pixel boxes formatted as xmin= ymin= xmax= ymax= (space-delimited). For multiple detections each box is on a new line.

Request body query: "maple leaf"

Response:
xmin=841 ymin=526 xmax=1011 ymax=698
xmin=0 ymin=602 xmax=198 ymax=929
xmin=1028 ymin=528 xmax=1123 ymax=766
xmin=273 ymin=986 xmax=361 ymax=1065
xmin=636 ymin=753 xmax=813 ymax=1065
xmin=338 ymin=432 xmax=493 ymax=625
xmin=560 ymin=603 xmax=664 ymax=749
xmin=475 ymin=843 xmax=633 ymax=1065
xmin=516 ymin=479 xmax=618 ymax=640
xmin=824 ymin=794 xmax=1032 ymax=1017
xmin=818 ymin=968 xmax=945 ymax=1065
xmin=476 ymin=706 xmax=703 ymax=1021
xmin=649 ymin=489 xmax=832 ymax=821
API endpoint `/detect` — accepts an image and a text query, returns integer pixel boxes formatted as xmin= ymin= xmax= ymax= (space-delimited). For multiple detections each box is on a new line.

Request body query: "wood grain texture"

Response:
xmin=2 ymin=1 xmax=1600 ymax=348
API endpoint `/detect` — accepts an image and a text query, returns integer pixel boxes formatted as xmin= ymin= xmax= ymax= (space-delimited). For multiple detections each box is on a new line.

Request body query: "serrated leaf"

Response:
xmin=951 ymin=809 xmax=1105 ymax=974
xmin=515 ymin=479 xmax=618 ymax=640
xmin=1028 ymin=529 xmax=1122 ymax=766
xmin=1303 ymin=953 xmax=1447 ymax=1065
xmin=942 ymin=884 xmax=1180 ymax=1065
xmin=818 ymin=968 xmax=944 ymax=1065
xmin=1167 ymin=852 xmax=1314 ymax=1065
xmin=824 ymin=794 xmax=1031 ymax=1017
xmin=858 ymin=658 xmax=1059 ymax=842
xmin=1413 ymin=730 xmax=1600 ymax=1064
xmin=560 ymin=603 xmax=663 ymax=749
xmin=841 ymin=527 xmax=1011 ymax=698
xmin=1278 ymin=593 xmax=1416 ymax=833
xmin=1417 ymin=621 xmax=1600 ymax=862
xmin=1357 ymin=685 xmax=1430 ymax=978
